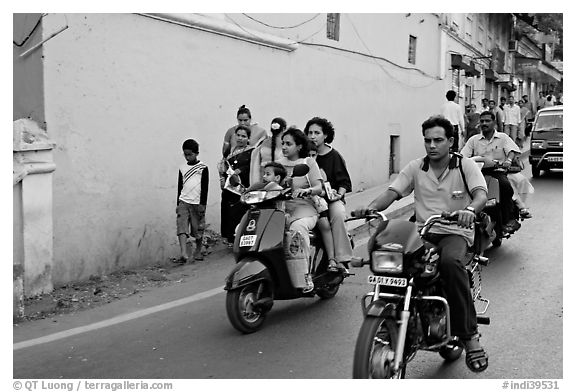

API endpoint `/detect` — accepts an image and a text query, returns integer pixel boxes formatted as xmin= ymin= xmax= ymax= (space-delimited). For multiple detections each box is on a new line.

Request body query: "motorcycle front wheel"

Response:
xmin=352 ymin=316 xmax=405 ymax=379
xmin=226 ymin=283 xmax=267 ymax=334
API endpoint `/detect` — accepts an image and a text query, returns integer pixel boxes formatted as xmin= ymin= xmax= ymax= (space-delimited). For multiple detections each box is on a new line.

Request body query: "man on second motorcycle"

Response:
xmin=354 ymin=115 xmax=489 ymax=372
xmin=460 ymin=111 xmax=521 ymax=234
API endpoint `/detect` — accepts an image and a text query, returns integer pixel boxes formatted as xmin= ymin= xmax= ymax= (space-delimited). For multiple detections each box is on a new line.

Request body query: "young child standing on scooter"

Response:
xmin=308 ymin=143 xmax=340 ymax=272
xmin=245 ymin=161 xmax=286 ymax=191
xmin=176 ymin=139 xmax=209 ymax=264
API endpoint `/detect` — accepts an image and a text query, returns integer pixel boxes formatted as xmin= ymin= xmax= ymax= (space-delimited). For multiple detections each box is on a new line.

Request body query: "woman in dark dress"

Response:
xmin=219 ymin=125 xmax=254 ymax=246
xmin=304 ymin=117 xmax=355 ymax=267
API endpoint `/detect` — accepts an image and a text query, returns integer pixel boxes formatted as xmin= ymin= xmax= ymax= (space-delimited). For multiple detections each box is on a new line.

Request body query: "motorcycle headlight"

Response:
xmin=531 ymin=140 xmax=545 ymax=149
xmin=371 ymin=251 xmax=403 ymax=274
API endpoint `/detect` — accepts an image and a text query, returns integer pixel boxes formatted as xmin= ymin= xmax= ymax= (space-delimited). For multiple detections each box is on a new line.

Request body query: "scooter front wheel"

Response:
xmin=226 ymin=284 xmax=267 ymax=334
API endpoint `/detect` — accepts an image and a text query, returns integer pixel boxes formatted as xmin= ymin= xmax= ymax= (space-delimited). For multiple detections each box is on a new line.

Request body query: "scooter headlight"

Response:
xmin=371 ymin=251 xmax=403 ymax=274
xmin=241 ymin=191 xmax=266 ymax=204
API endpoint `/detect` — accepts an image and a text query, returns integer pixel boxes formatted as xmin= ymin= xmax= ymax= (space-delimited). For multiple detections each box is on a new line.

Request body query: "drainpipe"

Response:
xmin=13 ymin=119 xmax=56 ymax=319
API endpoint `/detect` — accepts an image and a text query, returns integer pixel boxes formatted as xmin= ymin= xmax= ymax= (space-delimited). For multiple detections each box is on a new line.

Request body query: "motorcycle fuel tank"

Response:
xmin=368 ymin=219 xmax=423 ymax=256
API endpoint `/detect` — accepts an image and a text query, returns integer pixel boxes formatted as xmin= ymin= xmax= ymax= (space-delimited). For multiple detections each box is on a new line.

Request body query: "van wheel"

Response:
xmin=531 ymin=165 xmax=541 ymax=178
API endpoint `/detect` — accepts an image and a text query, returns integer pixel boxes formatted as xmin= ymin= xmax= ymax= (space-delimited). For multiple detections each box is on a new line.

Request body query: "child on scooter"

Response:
xmin=246 ymin=161 xmax=286 ymax=191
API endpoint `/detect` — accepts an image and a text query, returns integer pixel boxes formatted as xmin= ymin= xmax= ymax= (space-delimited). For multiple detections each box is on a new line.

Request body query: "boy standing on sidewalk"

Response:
xmin=176 ymin=139 xmax=209 ymax=263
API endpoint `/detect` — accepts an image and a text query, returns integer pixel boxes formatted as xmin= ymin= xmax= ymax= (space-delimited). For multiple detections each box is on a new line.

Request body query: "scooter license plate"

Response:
xmin=367 ymin=275 xmax=407 ymax=287
xmin=239 ymin=235 xmax=257 ymax=247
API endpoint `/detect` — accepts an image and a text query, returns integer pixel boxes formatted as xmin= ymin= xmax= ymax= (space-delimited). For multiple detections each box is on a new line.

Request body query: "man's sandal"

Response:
xmin=465 ymin=347 xmax=489 ymax=372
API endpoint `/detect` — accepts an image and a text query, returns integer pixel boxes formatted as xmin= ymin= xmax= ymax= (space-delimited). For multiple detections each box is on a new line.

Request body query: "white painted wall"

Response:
xmin=33 ymin=13 xmax=446 ymax=283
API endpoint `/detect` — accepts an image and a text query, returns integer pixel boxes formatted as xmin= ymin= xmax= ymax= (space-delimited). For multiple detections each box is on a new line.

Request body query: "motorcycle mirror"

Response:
xmin=292 ymin=164 xmax=309 ymax=177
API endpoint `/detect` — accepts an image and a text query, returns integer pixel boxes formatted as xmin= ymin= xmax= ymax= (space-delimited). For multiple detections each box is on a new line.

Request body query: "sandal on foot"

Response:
xmin=173 ymin=256 xmax=188 ymax=264
xmin=327 ymin=259 xmax=339 ymax=273
xmin=519 ymin=208 xmax=532 ymax=219
xmin=465 ymin=347 xmax=489 ymax=372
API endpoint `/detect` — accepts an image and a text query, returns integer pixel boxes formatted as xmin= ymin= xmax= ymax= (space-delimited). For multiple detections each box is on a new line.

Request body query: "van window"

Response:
xmin=535 ymin=112 xmax=563 ymax=132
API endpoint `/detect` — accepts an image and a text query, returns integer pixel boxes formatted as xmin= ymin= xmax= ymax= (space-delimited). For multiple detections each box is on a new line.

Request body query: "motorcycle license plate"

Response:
xmin=547 ymin=156 xmax=562 ymax=162
xmin=239 ymin=235 xmax=257 ymax=247
xmin=367 ymin=275 xmax=407 ymax=287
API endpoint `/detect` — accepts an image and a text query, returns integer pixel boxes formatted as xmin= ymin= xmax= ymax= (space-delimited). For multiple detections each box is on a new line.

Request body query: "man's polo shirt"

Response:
xmin=460 ymin=131 xmax=520 ymax=163
xmin=389 ymin=154 xmax=487 ymax=246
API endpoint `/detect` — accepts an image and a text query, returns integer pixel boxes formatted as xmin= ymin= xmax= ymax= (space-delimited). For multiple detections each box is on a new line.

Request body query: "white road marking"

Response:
xmin=14 ymin=286 xmax=224 ymax=351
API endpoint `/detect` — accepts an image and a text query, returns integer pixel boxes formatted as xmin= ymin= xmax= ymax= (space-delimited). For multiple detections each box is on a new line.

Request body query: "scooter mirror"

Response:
xmin=292 ymin=164 xmax=309 ymax=177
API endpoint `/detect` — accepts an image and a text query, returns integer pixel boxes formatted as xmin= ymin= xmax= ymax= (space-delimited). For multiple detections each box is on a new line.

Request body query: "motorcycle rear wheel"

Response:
xmin=352 ymin=317 xmax=406 ymax=379
xmin=226 ymin=284 xmax=267 ymax=334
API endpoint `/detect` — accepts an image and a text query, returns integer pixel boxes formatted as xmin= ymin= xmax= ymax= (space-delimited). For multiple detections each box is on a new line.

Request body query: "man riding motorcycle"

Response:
xmin=354 ymin=115 xmax=489 ymax=372
xmin=460 ymin=111 xmax=521 ymax=234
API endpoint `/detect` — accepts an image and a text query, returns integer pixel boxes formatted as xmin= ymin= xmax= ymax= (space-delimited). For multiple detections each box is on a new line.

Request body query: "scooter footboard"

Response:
xmin=224 ymin=257 xmax=271 ymax=291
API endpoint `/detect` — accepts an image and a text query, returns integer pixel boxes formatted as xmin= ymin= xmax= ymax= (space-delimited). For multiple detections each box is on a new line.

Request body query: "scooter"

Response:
xmin=224 ymin=165 xmax=352 ymax=334
xmin=350 ymin=211 xmax=491 ymax=378
xmin=479 ymin=160 xmax=525 ymax=247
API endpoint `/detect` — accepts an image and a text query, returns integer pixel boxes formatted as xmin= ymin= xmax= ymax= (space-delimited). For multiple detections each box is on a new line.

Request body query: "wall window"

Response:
xmin=465 ymin=15 xmax=473 ymax=42
xmin=408 ymin=35 xmax=417 ymax=64
xmin=327 ymin=13 xmax=340 ymax=41
xmin=477 ymin=25 xmax=485 ymax=48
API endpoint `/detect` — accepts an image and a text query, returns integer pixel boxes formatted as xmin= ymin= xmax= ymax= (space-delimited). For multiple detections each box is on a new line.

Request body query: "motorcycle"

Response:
xmin=350 ymin=211 xmax=490 ymax=378
xmin=224 ymin=165 xmax=352 ymax=334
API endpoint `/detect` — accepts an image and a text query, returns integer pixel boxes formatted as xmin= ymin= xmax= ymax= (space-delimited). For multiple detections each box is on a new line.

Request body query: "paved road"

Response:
xmin=14 ymin=167 xmax=563 ymax=379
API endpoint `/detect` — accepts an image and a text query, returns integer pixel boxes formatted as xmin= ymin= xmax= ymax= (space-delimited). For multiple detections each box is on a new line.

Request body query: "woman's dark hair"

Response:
xmin=282 ymin=127 xmax=309 ymax=158
xmin=237 ymin=105 xmax=252 ymax=119
xmin=235 ymin=124 xmax=251 ymax=139
xmin=270 ymin=117 xmax=287 ymax=162
xmin=307 ymin=140 xmax=318 ymax=153
xmin=303 ymin=117 xmax=335 ymax=144
xmin=421 ymin=115 xmax=454 ymax=139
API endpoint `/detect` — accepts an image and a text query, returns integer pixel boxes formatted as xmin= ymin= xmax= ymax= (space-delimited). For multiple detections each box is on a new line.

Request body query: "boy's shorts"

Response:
xmin=176 ymin=201 xmax=206 ymax=238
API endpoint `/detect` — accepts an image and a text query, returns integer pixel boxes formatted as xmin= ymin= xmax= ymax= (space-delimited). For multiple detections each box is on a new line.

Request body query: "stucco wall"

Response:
xmin=13 ymin=13 xmax=46 ymax=125
xmin=38 ymin=13 xmax=445 ymax=283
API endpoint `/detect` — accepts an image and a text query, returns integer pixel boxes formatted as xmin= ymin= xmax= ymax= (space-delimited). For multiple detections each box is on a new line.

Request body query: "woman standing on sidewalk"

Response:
xmin=304 ymin=117 xmax=356 ymax=268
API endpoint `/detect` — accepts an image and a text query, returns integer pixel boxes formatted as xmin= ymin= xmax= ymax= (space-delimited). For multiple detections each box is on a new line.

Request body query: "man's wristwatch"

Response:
xmin=465 ymin=206 xmax=476 ymax=214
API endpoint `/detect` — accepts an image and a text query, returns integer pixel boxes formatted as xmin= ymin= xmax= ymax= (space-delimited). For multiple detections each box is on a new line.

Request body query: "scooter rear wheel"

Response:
xmin=316 ymin=284 xmax=340 ymax=299
xmin=226 ymin=284 xmax=267 ymax=334
xmin=353 ymin=317 xmax=405 ymax=379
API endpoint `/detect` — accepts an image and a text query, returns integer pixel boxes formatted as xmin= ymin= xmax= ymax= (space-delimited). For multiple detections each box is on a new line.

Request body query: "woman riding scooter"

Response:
xmin=277 ymin=127 xmax=325 ymax=293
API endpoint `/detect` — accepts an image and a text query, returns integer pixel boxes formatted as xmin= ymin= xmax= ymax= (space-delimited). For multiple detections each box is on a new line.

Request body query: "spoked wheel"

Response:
xmin=439 ymin=338 xmax=464 ymax=362
xmin=353 ymin=317 xmax=406 ymax=379
xmin=226 ymin=283 xmax=267 ymax=334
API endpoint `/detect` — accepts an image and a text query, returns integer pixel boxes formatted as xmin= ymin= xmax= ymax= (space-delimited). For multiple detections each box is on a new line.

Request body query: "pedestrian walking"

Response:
xmin=218 ymin=125 xmax=254 ymax=247
xmin=222 ymin=105 xmax=267 ymax=158
xmin=488 ymin=99 xmax=504 ymax=132
xmin=465 ymin=104 xmax=481 ymax=141
xmin=503 ymin=96 xmax=523 ymax=148
xmin=440 ymin=90 xmax=466 ymax=151
xmin=176 ymin=139 xmax=209 ymax=263
xmin=249 ymin=117 xmax=286 ymax=185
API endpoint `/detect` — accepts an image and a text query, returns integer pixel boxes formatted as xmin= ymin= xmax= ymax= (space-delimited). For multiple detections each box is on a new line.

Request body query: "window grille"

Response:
xmin=327 ymin=13 xmax=340 ymax=41
xmin=408 ymin=35 xmax=417 ymax=64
